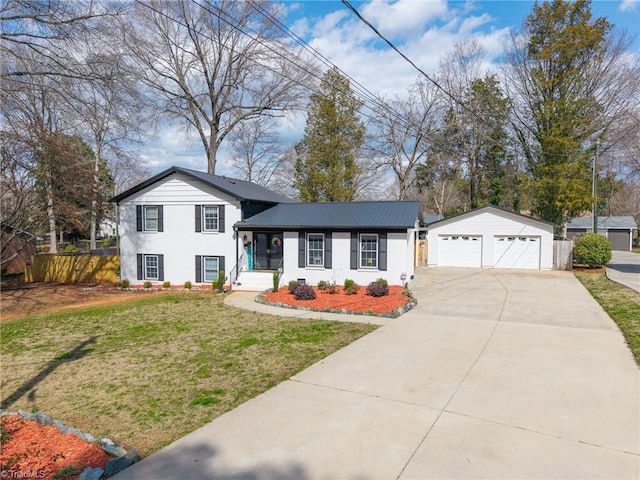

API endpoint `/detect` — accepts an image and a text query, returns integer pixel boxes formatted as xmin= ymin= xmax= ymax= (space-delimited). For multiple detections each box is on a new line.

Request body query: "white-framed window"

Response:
xmin=203 ymin=206 xmax=219 ymax=232
xmin=145 ymin=255 xmax=159 ymax=280
xmin=307 ymin=233 xmax=324 ymax=267
xmin=144 ymin=206 xmax=159 ymax=231
xmin=360 ymin=233 xmax=378 ymax=269
xmin=203 ymin=256 xmax=219 ymax=282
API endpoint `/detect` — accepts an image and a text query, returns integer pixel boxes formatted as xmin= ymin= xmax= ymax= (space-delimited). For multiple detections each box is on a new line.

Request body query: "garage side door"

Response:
xmin=438 ymin=235 xmax=482 ymax=267
xmin=494 ymin=236 xmax=540 ymax=269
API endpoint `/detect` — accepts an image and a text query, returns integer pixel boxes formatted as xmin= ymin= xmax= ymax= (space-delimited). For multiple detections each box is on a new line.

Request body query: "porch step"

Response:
xmin=232 ymin=270 xmax=277 ymax=292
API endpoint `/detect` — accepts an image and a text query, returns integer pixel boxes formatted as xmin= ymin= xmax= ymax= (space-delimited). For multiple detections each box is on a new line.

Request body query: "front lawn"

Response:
xmin=575 ymin=271 xmax=640 ymax=365
xmin=0 ymin=292 xmax=376 ymax=456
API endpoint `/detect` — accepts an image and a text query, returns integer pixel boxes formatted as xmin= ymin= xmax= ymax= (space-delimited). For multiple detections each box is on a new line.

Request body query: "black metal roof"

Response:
xmin=110 ymin=166 xmax=291 ymax=204
xmin=236 ymin=201 xmax=423 ymax=230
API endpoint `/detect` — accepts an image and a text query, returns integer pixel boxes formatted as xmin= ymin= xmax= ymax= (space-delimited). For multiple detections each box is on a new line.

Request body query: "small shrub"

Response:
xmin=63 ymin=244 xmax=77 ymax=253
xmin=120 ymin=279 xmax=130 ymax=288
xmin=288 ymin=280 xmax=299 ymax=294
xmin=272 ymin=271 xmax=280 ymax=293
xmin=326 ymin=281 xmax=339 ymax=294
xmin=143 ymin=281 xmax=153 ymax=289
xmin=344 ymin=279 xmax=360 ymax=295
xmin=574 ymin=233 xmax=612 ymax=267
xmin=317 ymin=280 xmax=328 ymax=291
xmin=184 ymin=281 xmax=192 ymax=289
xmin=212 ymin=270 xmax=225 ymax=292
xmin=294 ymin=284 xmax=316 ymax=300
xmin=367 ymin=279 xmax=389 ymax=297
xmin=163 ymin=281 xmax=171 ymax=289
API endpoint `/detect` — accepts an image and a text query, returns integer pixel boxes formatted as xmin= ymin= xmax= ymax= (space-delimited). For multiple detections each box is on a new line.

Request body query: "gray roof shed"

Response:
xmin=567 ymin=216 xmax=638 ymax=230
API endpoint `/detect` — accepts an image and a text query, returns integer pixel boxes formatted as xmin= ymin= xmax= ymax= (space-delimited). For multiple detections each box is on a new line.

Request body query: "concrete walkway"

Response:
xmin=114 ymin=268 xmax=639 ymax=479
xmin=607 ymin=250 xmax=640 ymax=292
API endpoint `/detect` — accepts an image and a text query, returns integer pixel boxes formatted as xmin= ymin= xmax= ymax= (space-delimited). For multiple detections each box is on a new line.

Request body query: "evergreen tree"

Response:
xmin=294 ymin=68 xmax=365 ymax=202
xmin=507 ymin=0 xmax=613 ymax=224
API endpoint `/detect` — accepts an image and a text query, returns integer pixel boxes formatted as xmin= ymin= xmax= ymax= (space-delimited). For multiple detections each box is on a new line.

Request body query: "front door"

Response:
xmin=253 ymin=233 xmax=283 ymax=270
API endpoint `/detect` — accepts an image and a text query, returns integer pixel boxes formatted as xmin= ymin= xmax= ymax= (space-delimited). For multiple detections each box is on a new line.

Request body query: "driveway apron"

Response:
xmin=606 ymin=250 xmax=640 ymax=293
xmin=113 ymin=268 xmax=639 ymax=480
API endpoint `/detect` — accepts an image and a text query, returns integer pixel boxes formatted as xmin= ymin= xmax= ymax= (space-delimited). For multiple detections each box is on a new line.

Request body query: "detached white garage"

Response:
xmin=427 ymin=205 xmax=555 ymax=270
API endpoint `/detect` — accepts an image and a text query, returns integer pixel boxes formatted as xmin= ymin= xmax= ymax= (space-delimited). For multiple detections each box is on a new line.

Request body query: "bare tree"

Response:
xmin=1 ymin=0 xmax=126 ymax=79
xmin=368 ymin=79 xmax=441 ymax=200
xmin=65 ymin=50 xmax=148 ymax=248
xmin=227 ymin=117 xmax=284 ymax=187
xmin=122 ymin=0 xmax=313 ymax=174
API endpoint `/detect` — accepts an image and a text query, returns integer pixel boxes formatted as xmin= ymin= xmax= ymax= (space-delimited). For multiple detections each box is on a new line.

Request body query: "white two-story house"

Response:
xmin=111 ymin=166 xmax=423 ymax=290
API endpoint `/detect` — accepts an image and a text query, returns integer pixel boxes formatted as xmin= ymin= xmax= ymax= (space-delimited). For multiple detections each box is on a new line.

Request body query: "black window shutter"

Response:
xmin=157 ymin=206 xmax=164 ymax=232
xmin=218 ymin=256 xmax=225 ymax=277
xmin=137 ymin=254 xmax=143 ymax=280
xmin=136 ymin=206 xmax=143 ymax=231
xmin=350 ymin=232 xmax=358 ymax=270
xmin=195 ymin=205 xmax=202 ymax=232
xmin=324 ymin=232 xmax=332 ymax=269
xmin=298 ymin=232 xmax=306 ymax=268
xmin=195 ymin=255 xmax=202 ymax=283
xmin=379 ymin=232 xmax=387 ymax=271
xmin=158 ymin=254 xmax=164 ymax=281
xmin=218 ymin=205 xmax=225 ymax=233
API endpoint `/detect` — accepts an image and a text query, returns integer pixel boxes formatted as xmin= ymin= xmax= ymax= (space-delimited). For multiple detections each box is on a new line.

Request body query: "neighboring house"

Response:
xmin=1 ymin=222 xmax=38 ymax=275
xmin=110 ymin=166 xmax=289 ymax=288
xmin=427 ymin=205 xmax=556 ymax=270
xmin=111 ymin=166 xmax=423 ymax=290
xmin=566 ymin=216 xmax=638 ymax=251
xmin=99 ymin=218 xmax=117 ymax=239
xmin=235 ymin=201 xmax=423 ymax=290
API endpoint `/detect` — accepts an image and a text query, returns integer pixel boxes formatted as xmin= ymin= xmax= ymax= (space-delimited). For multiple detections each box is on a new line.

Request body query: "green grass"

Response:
xmin=0 ymin=292 xmax=376 ymax=456
xmin=575 ymin=271 xmax=640 ymax=365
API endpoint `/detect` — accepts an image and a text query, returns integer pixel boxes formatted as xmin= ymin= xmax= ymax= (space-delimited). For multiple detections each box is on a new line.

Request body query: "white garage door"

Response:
xmin=494 ymin=236 xmax=540 ymax=269
xmin=439 ymin=235 xmax=482 ymax=267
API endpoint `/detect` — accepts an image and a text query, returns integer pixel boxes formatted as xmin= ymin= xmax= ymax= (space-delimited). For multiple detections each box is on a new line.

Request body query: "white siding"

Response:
xmin=118 ymin=173 xmax=241 ymax=285
xmin=427 ymin=209 xmax=554 ymax=270
xmin=281 ymin=231 xmax=413 ymax=287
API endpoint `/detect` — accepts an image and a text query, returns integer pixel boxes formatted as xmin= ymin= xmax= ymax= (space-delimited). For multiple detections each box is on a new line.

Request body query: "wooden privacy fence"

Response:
xmin=553 ymin=240 xmax=573 ymax=270
xmin=26 ymin=253 xmax=120 ymax=283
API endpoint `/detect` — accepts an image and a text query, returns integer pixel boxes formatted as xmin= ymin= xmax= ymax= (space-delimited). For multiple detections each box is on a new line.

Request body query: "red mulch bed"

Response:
xmin=0 ymin=416 xmax=111 ymax=480
xmin=261 ymin=285 xmax=413 ymax=316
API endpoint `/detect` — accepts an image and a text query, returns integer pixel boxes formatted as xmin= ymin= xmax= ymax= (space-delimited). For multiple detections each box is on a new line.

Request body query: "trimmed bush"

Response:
xmin=574 ymin=233 xmax=612 ymax=267
xmin=184 ymin=281 xmax=192 ymax=289
xmin=143 ymin=281 xmax=153 ymax=289
xmin=294 ymin=284 xmax=316 ymax=300
xmin=288 ymin=280 xmax=299 ymax=294
xmin=317 ymin=280 xmax=329 ymax=291
xmin=326 ymin=282 xmax=339 ymax=294
xmin=120 ymin=279 xmax=130 ymax=288
xmin=272 ymin=271 xmax=280 ymax=293
xmin=163 ymin=281 xmax=171 ymax=289
xmin=367 ymin=278 xmax=389 ymax=297
xmin=344 ymin=279 xmax=360 ymax=295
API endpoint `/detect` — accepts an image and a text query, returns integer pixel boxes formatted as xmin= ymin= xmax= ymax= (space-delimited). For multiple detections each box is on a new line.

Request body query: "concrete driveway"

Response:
xmin=607 ymin=250 xmax=640 ymax=292
xmin=114 ymin=268 xmax=639 ymax=479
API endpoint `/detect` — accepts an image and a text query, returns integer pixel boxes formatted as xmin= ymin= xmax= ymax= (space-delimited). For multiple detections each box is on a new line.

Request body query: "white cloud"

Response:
xmin=360 ymin=0 xmax=449 ymax=37
xmin=620 ymin=0 xmax=639 ymax=12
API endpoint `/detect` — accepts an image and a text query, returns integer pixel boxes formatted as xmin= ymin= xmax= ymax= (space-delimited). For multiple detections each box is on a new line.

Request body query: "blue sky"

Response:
xmin=141 ymin=0 xmax=640 ymax=176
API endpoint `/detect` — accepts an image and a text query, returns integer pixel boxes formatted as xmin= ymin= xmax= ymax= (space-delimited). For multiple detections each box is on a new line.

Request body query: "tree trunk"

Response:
xmin=90 ymin=146 xmax=101 ymax=250
xmin=46 ymin=181 xmax=57 ymax=253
